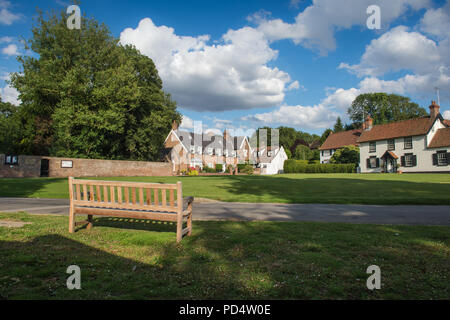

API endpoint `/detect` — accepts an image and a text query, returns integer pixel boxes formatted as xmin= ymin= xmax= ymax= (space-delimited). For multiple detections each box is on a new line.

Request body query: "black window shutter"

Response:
xmin=366 ymin=158 xmax=371 ymax=169
xmin=401 ymin=156 xmax=405 ymax=166
xmin=412 ymin=155 xmax=417 ymax=167
xmin=446 ymin=152 xmax=450 ymax=166
xmin=432 ymin=153 xmax=438 ymax=166
xmin=376 ymin=158 xmax=380 ymax=168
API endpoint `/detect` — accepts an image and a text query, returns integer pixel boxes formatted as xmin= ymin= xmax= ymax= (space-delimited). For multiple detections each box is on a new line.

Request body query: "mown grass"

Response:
xmin=0 ymin=173 xmax=450 ymax=205
xmin=0 ymin=212 xmax=448 ymax=299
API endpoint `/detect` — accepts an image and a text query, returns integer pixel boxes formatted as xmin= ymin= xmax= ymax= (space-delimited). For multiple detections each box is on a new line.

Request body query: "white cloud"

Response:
xmin=120 ymin=18 xmax=298 ymax=112
xmin=0 ymin=1 xmax=21 ymax=25
xmin=2 ymin=43 xmax=18 ymax=55
xmin=322 ymin=87 xmax=360 ymax=111
xmin=180 ymin=115 xmax=194 ymax=130
xmin=443 ymin=110 xmax=450 ymax=119
xmin=339 ymin=26 xmax=440 ymax=77
xmin=243 ymin=104 xmax=339 ymax=130
xmin=0 ymin=84 xmax=20 ymax=105
xmin=254 ymin=0 xmax=430 ymax=54
xmin=0 ymin=36 xmax=13 ymax=43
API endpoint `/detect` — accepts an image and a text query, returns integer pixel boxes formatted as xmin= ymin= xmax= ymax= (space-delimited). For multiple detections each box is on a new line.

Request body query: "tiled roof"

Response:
xmin=444 ymin=119 xmax=450 ymax=126
xmin=319 ymin=129 xmax=362 ymax=150
xmin=358 ymin=117 xmax=433 ymax=143
xmin=428 ymin=127 xmax=450 ymax=148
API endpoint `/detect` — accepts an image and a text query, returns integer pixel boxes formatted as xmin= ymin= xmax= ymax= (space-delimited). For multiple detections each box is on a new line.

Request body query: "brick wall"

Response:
xmin=0 ymin=154 xmax=172 ymax=178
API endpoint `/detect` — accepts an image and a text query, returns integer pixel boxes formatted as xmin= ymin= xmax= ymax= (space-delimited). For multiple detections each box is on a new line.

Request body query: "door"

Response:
xmin=40 ymin=159 xmax=49 ymax=177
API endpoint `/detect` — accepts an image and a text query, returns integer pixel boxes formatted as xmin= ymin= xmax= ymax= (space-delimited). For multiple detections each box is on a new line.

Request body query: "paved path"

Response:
xmin=1 ymin=197 xmax=449 ymax=225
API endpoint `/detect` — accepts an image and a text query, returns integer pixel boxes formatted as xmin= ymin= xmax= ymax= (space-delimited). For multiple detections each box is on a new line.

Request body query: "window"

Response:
xmin=388 ymin=139 xmax=395 ymax=150
xmin=268 ymin=151 xmax=273 ymax=157
xmin=401 ymin=153 xmax=416 ymax=167
xmin=369 ymin=142 xmax=376 ymax=153
xmin=404 ymin=137 xmax=413 ymax=149
xmin=321 ymin=150 xmax=324 ymax=156
xmin=367 ymin=156 xmax=379 ymax=169
xmin=207 ymin=148 xmax=213 ymax=155
xmin=197 ymin=146 xmax=202 ymax=154
xmin=5 ymin=155 xmax=18 ymax=165
xmin=190 ymin=146 xmax=195 ymax=153
xmin=215 ymin=149 xmax=222 ymax=156
xmin=434 ymin=151 xmax=449 ymax=166
xmin=437 ymin=152 xmax=447 ymax=166
xmin=232 ymin=151 xmax=236 ymax=157
xmin=244 ymin=150 xmax=248 ymax=157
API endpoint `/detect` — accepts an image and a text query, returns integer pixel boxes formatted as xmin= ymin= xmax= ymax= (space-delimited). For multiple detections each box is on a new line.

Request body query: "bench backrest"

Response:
xmin=68 ymin=177 xmax=182 ymax=213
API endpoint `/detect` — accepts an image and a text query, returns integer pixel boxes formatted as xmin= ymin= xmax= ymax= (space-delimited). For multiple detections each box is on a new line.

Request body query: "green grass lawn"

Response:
xmin=1 ymin=173 xmax=450 ymax=205
xmin=0 ymin=212 xmax=448 ymax=299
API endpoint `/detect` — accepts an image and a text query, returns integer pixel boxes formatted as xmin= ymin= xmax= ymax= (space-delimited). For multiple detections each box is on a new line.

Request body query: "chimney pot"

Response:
xmin=364 ymin=115 xmax=373 ymax=131
xmin=172 ymin=120 xmax=179 ymax=131
xmin=429 ymin=100 xmax=440 ymax=120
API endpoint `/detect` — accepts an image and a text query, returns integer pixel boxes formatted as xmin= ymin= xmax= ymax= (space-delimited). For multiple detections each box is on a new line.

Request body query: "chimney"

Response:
xmin=223 ymin=130 xmax=231 ymax=140
xmin=429 ymin=100 xmax=440 ymax=121
xmin=172 ymin=120 xmax=179 ymax=131
xmin=363 ymin=115 xmax=373 ymax=131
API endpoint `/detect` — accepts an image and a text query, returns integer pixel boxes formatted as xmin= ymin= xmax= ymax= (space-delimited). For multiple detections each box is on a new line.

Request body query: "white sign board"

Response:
xmin=61 ymin=160 xmax=73 ymax=168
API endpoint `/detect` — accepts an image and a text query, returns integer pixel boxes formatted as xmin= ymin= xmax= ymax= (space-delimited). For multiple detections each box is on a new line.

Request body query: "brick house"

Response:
xmin=358 ymin=101 xmax=450 ymax=173
xmin=163 ymin=121 xmax=252 ymax=173
xmin=319 ymin=129 xmax=362 ymax=163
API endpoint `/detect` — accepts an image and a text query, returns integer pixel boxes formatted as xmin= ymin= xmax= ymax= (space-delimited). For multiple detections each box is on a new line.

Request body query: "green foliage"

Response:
xmin=238 ymin=163 xmax=254 ymax=174
xmin=0 ymin=100 xmax=23 ymax=154
xmin=333 ymin=117 xmax=344 ymax=133
xmin=10 ymin=8 xmax=181 ymax=160
xmin=294 ymin=145 xmax=314 ymax=160
xmin=284 ymin=159 xmax=356 ymax=173
xmin=187 ymin=170 xmax=199 ymax=176
xmin=348 ymin=93 xmax=428 ymax=125
xmin=330 ymin=145 xmax=360 ymax=165
xmin=202 ymin=166 xmax=216 ymax=173
xmin=226 ymin=164 xmax=234 ymax=173
xmin=320 ymin=129 xmax=333 ymax=144
xmin=215 ymin=164 xmax=223 ymax=172
xmin=284 ymin=148 xmax=292 ymax=159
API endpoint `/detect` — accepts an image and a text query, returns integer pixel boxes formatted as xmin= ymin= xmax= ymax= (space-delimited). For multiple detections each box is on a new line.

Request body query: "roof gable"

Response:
xmin=428 ymin=127 xmax=450 ymax=148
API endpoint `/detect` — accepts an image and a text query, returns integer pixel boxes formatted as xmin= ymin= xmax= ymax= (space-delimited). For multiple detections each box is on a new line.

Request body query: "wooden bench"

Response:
xmin=68 ymin=177 xmax=194 ymax=242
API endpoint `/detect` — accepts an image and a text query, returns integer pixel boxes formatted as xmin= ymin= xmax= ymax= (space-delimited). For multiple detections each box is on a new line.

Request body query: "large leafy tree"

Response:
xmin=10 ymin=8 xmax=181 ymax=160
xmin=0 ymin=97 xmax=23 ymax=154
xmin=348 ymin=93 xmax=427 ymax=126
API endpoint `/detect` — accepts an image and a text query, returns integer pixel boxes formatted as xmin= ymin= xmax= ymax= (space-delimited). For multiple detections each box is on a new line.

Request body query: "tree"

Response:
xmin=333 ymin=117 xmax=344 ymax=132
xmin=0 ymin=98 xmax=22 ymax=154
xmin=10 ymin=8 xmax=181 ymax=160
xmin=330 ymin=145 xmax=360 ymax=165
xmin=294 ymin=145 xmax=313 ymax=160
xmin=320 ymin=128 xmax=333 ymax=144
xmin=348 ymin=93 xmax=427 ymax=126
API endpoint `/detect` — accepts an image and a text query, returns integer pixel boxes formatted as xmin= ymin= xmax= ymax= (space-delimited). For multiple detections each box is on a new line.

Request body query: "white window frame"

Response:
xmin=437 ymin=152 xmax=447 ymax=166
xmin=369 ymin=142 xmax=376 ymax=153
xmin=404 ymin=137 xmax=413 ymax=149
xmin=404 ymin=154 xmax=414 ymax=167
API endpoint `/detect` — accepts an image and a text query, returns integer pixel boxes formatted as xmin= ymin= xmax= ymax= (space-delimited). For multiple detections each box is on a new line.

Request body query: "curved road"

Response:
xmin=1 ymin=197 xmax=449 ymax=225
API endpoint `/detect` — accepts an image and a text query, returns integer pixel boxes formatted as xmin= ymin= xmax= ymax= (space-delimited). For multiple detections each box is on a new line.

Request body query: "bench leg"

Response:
xmin=69 ymin=207 xmax=75 ymax=233
xmin=87 ymin=215 xmax=94 ymax=230
xmin=187 ymin=204 xmax=192 ymax=237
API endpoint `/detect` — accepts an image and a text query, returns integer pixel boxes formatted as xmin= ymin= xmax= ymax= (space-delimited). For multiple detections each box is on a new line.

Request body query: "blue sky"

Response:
xmin=1 ymin=0 xmax=450 ymax=135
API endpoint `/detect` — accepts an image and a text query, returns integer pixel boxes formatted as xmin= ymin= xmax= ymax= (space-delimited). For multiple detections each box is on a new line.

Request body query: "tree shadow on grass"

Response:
xmin=217 ymin=175 xmax=450 ymax=205
xmin=0 ymin=217 xmax=449 ymax=300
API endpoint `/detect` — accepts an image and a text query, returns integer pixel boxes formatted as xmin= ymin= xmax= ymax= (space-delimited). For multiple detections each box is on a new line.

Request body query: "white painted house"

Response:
xmin=257 ymin=146 xmax=288 ymax=175
xmin=358 ymin=101 xmax=450 ymax=173
xmin=319 ymin=129 xmax=362 ymax=163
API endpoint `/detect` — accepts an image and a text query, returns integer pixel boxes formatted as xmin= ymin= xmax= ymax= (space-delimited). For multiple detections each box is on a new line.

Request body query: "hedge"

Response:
xmin=283 ymin=159 xmax=356 ymax=173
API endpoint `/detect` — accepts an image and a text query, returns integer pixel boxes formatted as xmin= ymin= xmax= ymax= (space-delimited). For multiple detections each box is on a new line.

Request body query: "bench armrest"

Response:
xmin=184 ymin=196 xmax=194 ymax=205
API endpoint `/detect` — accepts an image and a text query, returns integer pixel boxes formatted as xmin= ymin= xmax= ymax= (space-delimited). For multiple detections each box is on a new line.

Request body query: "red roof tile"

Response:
xmin=358 ymin=117 xmax=433 ymax=143
xmin=319 ymin=129 xmax=362 ymax=150
xmin=444 ymin=119 xmax=450 ymax=126
xmin=428 ymin=127 xmax=450 ymax=148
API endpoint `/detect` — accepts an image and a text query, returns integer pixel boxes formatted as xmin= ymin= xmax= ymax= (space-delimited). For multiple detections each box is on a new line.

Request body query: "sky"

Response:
xmin=1 ymin=0 xmax=450 ymax=136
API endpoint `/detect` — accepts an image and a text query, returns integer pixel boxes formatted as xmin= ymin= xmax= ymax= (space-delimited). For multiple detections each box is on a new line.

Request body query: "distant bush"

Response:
xmin=187 ymin=170 xmax=199 ymax=176
xmin=215 ymin=164 xmax=223 ymax=172
xmin=238 ymin=163 xmax=254 ymax=175
xmin=283 ymin=159 xmax=355 ymax=173
xmin=202 ymin=166 xmax=216 ymax=173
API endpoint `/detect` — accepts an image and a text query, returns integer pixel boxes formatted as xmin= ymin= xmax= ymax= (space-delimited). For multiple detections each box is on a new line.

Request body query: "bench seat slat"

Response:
xmin=75 ymin=207 xmax=178 ymax=222
xmin=73 ymin=200 xmax=178 ymax=212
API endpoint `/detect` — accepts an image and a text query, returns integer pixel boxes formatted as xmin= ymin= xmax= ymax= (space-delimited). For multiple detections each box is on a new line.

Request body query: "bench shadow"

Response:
xmin=87 ymin=217 xmax=178 ymax=233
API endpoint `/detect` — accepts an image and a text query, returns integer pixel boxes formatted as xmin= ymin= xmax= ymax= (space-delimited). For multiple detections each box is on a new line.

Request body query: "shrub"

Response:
xmin=283 ymin=159 xmax=355 ymax=173
xmin=215 ymin=164 xmax=223 ymax=172
xmin=238 ymin=164 xmax=254 ymax=174
xmin=202 ymin=166 xmax=216 ymax=173
xmin=187 ymin=170 xmax=199 ymax=176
